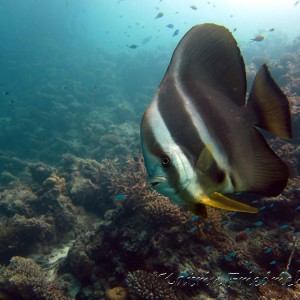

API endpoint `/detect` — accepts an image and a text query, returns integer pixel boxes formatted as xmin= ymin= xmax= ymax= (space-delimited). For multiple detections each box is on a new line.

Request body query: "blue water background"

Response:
xmin=0 ymin=0 xmax=299 ymax=166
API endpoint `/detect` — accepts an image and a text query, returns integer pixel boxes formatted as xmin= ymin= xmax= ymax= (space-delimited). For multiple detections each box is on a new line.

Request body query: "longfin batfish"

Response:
xmin=140 ymin=23 xmax=292 ymax=218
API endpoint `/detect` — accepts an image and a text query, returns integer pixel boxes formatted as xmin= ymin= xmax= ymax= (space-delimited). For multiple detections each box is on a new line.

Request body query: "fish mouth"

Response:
xmin=150 ymin=176 xmax=166 ymax=187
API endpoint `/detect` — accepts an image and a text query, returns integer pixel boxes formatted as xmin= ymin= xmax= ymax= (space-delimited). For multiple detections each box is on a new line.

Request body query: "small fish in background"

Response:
xmin=142 ymin=35 xmax=152 ymax=45
xmin=3 ymin=91 xmax=10 ymax=95
xmin=128 ymin=44 xmax=138 ymax=49
xmin=250 ymin=34 xmax=264 ymax=42
xmin=259 ymin=205 xmax=266 ymax=211
xmin=173 ymin=29 xmax=179 ymax=36
xmin=253 ymin=221 xmax=264 ymax=227
xmin=141 ymin=23 xmax=292 ymax=218
xmin=294 ymin=0 xmax=299 ymax=6
xmin=279 ymin=224 xmax=289 ymax=230
xmin=268 ymin=28 xmax=275 ymax=32
xmin=155 ymin=12 xmax=164 ymax=19
xmin=190 ymin=4 xmax=197 ymax=10
xmin=166 ymin=24 xmax=174 ymax=29
xmin=264 ymin=247 xmax=273 ymax=254
xmin=233 ymin=28 xmax=237 ymax=32
xmin=114 ymin=194 xmax=127 ymax=201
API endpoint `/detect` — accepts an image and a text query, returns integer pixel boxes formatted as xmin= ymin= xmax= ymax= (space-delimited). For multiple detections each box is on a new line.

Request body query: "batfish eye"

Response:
xmin=161 ymin=156 xmax=171 ymax=167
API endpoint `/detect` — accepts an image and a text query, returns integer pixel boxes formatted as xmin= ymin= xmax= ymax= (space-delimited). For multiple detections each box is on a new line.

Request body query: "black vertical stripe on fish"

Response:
xmin=157 ymin=76 xmax=205 ymax=163
xmin=141 ymin=103 xmax=182 ymax=191
xmin=180 ymin=80 xmax=233 ymax=160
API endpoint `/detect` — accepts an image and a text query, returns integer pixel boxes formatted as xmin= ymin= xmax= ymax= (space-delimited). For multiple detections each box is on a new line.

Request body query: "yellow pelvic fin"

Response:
xmin=199 ymin=192 xmax=259 ymax=213
xmin=196 ymin=144 xmax=214 ymax=173
xmin=189 ymin=203 xmax=208 ymax=219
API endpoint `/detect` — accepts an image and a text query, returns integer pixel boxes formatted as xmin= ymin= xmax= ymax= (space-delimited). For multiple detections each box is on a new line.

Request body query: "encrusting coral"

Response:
xmin=105 ymin=286 xmax=128 ymax=300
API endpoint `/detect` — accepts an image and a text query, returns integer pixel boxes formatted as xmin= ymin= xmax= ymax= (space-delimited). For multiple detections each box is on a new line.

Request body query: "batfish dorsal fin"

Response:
xmin=168 ymin=23 xmax=247 ymax=106
xmin=195 ymin=144 xmax=214 ymax=173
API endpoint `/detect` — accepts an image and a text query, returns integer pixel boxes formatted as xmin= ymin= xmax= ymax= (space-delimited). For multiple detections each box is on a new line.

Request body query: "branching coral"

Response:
xmin=101 ymin=155 xmax=162 ymax=210
xmin=126 ymin=270 xmax=178 ymax=300
xmin=3 ymin=256 xmax=71 ymax=300
xmin=141 ymin=198 xmax=192 ymax=226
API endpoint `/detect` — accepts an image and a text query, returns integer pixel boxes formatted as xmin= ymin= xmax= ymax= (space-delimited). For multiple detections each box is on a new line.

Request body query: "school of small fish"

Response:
xmin=122 ymin=1 xmax=296 ymax=50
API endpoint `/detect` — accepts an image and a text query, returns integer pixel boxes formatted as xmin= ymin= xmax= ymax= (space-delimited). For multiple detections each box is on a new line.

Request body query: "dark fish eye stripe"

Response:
xmin=141 ymin=107 xmax=182 ymax=190
xmin=157 ymin=76 xmax=205 ymax=163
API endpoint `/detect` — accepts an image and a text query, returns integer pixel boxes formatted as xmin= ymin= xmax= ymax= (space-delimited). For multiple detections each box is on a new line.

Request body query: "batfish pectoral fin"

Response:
xmin=195 ymin=144 xmax=214 ymax=173
xmin=198 ymin=192 xmax=259 ymax=213
xmin=189 ymin=203 xmax=208 ymax=219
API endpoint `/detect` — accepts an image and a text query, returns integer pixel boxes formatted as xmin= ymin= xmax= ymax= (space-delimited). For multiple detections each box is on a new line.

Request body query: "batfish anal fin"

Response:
xmin=249 ymin=64 xmax=292 ymax=139
xmin=170 ymin=23 xmax=247 ymax=106
xmin=246 ymin=128 xmax=289 ymax=196
xmin=199 ymin=192 xmax=258 ymax=213
xmin=189 ymin=203 xmax=208 ymax=219
xmin=195 ymin=144 xmax=214 ymax=173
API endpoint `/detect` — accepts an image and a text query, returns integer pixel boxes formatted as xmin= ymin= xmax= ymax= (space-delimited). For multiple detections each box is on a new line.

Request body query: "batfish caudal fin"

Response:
xmin=249 ymin=64 xmax=292 ymax=139
xmin=189 ymin=192 xmax=258 ymax=218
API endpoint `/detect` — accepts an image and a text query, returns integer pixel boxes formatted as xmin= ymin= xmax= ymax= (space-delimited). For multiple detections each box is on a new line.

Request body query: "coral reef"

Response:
xmin=105 ymin=286 xmax=128 ymax=300
xmin=0 ymin=28 xmax=299 ymax=300
xmin=65 ymin=155 xmax=300 ymax=299
xmin=126 ymin=270 xmax=178 ymax=300
xmin=141 ymin=197 xmax=192 ymax=226
xmin=1 ymin=256 xmax=71 ymax=300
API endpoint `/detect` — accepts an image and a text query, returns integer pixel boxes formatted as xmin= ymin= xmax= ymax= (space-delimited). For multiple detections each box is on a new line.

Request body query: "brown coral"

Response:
xmin=101 ymin=155 xmax=161 ymax=210
xmin=126 ymin=270 xmax=178 ymax=300
xmin=258 ymin=282 xmax=300 ymax=300
xmin=3 ymin=256 xmax=71 ymax=300
xmin=105 ymin=286 xmax=128 ymax=300
xmin=142 ymin=198 xmax=192 ymax=226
